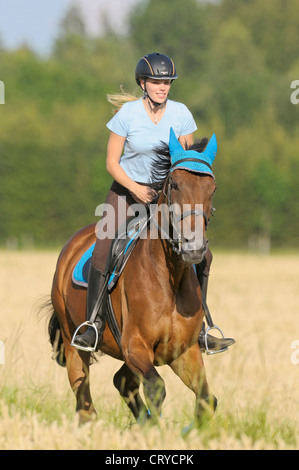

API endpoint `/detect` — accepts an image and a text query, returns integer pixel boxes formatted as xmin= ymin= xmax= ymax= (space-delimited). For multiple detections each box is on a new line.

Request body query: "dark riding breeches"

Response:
xmin=91 ymin=181 xmax=139 ymax=272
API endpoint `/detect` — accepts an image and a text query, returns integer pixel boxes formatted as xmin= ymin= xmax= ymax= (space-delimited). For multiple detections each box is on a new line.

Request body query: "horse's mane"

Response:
xmin=150 ymin=137 xmax=209 ymax=190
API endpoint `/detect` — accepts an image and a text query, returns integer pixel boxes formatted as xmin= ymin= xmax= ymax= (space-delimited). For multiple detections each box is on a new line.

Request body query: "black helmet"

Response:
xmin=135 ymin=53 xmax=178 ymax=86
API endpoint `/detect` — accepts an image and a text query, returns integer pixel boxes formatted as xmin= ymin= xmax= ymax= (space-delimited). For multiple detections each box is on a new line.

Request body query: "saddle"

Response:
xmin=72 ymin=213 xmax=149 ymax=351
xmin=106 ymin=213 xmax=149 ymax=291
xmin=72 ymin=213 xmax=149 ymax=291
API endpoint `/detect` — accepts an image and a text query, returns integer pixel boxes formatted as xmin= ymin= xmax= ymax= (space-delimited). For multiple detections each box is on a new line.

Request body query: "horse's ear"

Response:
xmin=203 ymin=133 xmax=217 ymax=164
xmin=169 ymin=127 xmax=184 ymax=156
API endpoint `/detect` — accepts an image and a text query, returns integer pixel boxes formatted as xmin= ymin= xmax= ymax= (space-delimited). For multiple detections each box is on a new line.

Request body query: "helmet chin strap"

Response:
xmin=145 ymin=92 xmax=163 ymax=108
xmin=143 ymin=81 xmax=167 ymax=108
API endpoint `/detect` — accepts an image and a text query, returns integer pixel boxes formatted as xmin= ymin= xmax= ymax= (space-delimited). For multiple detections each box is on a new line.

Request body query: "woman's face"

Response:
xmin=141 ymin=78 xmax=172 ymax=104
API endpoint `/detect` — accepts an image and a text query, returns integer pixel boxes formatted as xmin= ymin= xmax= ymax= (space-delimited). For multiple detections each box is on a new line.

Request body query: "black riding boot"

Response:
xmin=197 ymin=270 xmax=235 ymax=354
xmin=72 ymin=264 xmax=108 ymax=352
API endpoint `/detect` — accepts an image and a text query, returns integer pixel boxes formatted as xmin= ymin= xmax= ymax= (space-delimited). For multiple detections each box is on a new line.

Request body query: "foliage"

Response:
xmin=0 ymin=0 xmax=298 ymax=249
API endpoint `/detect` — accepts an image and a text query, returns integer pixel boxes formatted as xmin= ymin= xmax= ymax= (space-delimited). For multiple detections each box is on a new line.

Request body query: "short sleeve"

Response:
xmin=106 ymin=104 xmax=130 ymax=137
xmin=180 ymin=105 xmax=197 ymax=136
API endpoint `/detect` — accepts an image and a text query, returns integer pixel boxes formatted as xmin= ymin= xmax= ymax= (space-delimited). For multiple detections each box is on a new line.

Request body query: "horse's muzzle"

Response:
xmin=181 ymin=239 xmax=208 ymax=264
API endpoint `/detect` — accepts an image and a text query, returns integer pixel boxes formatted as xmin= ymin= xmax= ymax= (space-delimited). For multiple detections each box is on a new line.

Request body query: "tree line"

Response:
xmin=0 ymin=0 xmax=299 ymax=250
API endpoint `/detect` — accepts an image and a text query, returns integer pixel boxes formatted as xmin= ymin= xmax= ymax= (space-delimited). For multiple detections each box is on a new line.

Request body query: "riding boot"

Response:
xmin=197 ymin=269 xmax=235 ymax=354
xmin=72 ymin=264 xmax=108 ymax=352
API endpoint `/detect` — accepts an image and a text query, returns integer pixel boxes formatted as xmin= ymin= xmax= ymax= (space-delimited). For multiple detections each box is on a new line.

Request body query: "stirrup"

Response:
xmin=205 ymin=325 xmax=228 ymax=355
xmin=71 ymin=321 xmax=99 ymax=353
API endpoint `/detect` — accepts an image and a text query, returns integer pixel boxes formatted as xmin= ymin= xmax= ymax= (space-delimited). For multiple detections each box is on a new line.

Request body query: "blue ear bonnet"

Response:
xmin=169 ymin=127 xmax=217 ymax=178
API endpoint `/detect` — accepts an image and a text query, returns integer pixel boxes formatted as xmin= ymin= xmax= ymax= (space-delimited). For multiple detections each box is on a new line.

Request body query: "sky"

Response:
xmin=0 ymin=0 xmax=140 ymax=56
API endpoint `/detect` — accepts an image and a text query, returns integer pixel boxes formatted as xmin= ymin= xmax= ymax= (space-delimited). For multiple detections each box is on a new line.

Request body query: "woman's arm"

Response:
xmin=179 ymin=133 xmax=194 ymax=149
xmin=106 ymin=132 xmax=156 ymax=203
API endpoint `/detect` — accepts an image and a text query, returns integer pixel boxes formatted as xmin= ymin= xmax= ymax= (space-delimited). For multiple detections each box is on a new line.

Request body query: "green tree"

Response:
xmin=53 ymin=3 xmax=89 ymax=62
xmin=204 ymin=18 xmax=269 ymax=135
xmin=1 ymin=0 xmax=299 ymax=249
xmin=219 ymin=0 xmax=299 ymax=73
xmin=59 ymin=4 xmax=87 ymax=36
xmin=129 ymin=0 xmax=213 ymax=76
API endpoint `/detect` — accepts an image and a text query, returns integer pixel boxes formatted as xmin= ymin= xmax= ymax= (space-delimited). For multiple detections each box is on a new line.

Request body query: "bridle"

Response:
xmin=153 ymin=158 xmax=213 ymax=255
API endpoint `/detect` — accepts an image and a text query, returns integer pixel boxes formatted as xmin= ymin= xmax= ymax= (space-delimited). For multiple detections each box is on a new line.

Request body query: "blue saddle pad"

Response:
xmin=72 ymin=215 xmax=149 ymax=290
xmin=72 ymin=243 xmax=95 ymax=287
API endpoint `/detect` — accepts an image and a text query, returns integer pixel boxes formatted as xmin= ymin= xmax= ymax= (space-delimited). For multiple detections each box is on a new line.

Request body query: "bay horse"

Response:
xmin=47 ymin=129 xmax=218 ymax=427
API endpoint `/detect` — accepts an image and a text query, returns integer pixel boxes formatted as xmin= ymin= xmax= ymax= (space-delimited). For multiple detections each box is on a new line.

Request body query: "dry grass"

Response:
xmin=0 ymin=250 xmax=298 ymax=450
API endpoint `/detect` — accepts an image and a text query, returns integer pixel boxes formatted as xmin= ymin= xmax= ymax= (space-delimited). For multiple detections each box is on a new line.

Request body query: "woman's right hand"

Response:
xmin=106 ymin=133 xmax=157 ymax=204
xmin=131 ymin=183 xmax=157 ymax=204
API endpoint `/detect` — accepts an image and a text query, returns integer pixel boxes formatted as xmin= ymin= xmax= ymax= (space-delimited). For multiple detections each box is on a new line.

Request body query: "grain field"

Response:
xmin=0 ymin=250 xmax=298 ymax=450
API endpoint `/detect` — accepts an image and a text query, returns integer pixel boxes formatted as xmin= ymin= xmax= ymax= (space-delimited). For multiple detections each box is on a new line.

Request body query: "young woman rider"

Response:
xmin=72 ymin=52 xmax=235 ymax=354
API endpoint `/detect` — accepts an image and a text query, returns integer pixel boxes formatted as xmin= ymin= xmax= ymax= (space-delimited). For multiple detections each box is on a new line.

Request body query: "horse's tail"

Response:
xmin=37 ymin=297 xmax=66 ymax=367
xmin=48 ymin=310 xmax=66 ymax=367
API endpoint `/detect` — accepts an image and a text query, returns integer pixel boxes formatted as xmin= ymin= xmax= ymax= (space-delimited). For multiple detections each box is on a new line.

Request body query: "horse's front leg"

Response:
xmin=113 ymin=363 xmax=149 ymax=423
xmin=168 ymin=342 xmax=217 ymax=428
xmin=122 ymin=335 xmax=166 ymax=423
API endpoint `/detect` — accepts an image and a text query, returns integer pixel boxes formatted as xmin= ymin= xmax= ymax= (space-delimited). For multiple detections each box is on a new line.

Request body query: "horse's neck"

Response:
xmin=147 ymin=235 xmax=187 ymax=292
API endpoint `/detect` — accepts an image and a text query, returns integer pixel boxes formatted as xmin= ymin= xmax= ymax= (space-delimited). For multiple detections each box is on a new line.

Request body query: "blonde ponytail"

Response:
xmin=107 ymin=85 xmax=142 ymax=113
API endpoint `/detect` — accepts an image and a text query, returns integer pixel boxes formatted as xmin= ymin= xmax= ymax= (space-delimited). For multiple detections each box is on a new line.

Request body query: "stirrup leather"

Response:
xmin=204 ymin=324 xmax=228 ymax=355
xmin=71 ymin=321 xmax=99 ymax=353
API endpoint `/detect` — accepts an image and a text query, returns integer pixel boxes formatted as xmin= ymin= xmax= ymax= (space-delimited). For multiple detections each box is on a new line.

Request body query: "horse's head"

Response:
xmin=153 ymin=128 xmax=217 ymax=264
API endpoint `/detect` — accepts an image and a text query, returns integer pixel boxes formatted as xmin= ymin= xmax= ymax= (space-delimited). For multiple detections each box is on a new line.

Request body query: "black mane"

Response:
xmin=150 ymin=137 xmax=209 ymax=190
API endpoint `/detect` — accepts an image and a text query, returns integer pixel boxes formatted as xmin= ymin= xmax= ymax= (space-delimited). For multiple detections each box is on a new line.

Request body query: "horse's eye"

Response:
xmin=171 ymin=181 xmax=179 ymax=191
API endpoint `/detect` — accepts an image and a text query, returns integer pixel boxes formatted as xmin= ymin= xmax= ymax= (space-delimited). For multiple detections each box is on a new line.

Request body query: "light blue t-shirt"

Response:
xmin=106 ymin=99 xmax=197 ymax=184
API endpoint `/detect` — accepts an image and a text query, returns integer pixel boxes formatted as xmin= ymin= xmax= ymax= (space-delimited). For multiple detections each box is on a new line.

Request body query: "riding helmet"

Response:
xmin=135 ymin=53 xmax=178 ymax=86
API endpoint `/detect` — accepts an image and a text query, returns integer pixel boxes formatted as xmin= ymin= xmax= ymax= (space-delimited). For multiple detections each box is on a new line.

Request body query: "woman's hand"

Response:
xmin=106 ymin=133 xmax=157 ymax=204
xmin=131 ymin=183 xmax=157 ymax=204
